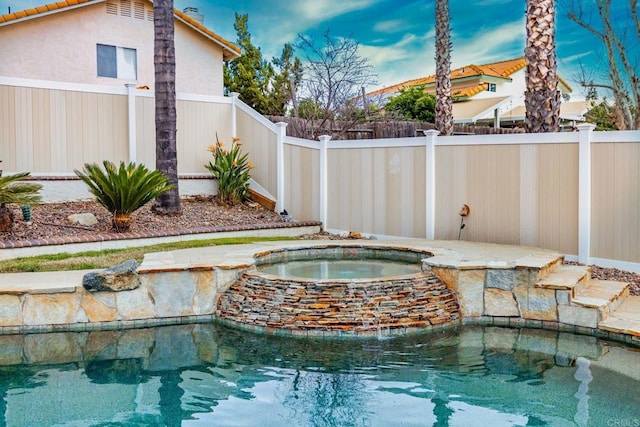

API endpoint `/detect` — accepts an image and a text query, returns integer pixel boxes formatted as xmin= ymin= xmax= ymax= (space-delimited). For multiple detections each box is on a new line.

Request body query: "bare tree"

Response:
xmin=152 ymin=0 xmax=181 ymax=215
xmin=295 ymin=31 xmax=377 ymax=139
xmin=435 ymin=0 xmax=453 ymax=136
xmin=525 ymin=0 xmax=561 ymax=133
xmin=567 ymin=0 xmax=639 ymax=130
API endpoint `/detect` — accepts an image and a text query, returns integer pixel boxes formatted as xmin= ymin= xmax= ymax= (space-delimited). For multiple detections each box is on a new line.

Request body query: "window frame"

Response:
xmin=96 ymin=44 xmax=138 ymax=80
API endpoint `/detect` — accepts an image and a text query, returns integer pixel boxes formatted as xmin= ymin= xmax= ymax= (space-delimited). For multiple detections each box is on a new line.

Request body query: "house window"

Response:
xmin=487 ymin=83 xmax=496 ymax=92
xmin=97 ymin=44 xmax=137 ymax=80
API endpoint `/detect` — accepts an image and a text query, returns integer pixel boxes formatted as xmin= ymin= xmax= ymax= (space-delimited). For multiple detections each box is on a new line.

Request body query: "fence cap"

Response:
xmin=576 ymin=123 xmax=596 ymax=131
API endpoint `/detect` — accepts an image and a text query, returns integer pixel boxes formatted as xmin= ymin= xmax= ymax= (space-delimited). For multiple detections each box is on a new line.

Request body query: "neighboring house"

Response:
xmin=367 ymin=57 xmax=581 ymax=128
xmin=0 ymin=0 xmax=240 ymax=96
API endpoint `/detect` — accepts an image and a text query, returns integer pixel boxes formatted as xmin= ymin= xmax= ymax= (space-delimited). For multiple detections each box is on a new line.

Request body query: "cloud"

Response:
xmin=360 ymin=30 xmax=436 ymax=88
xmin=451 ymin=18 xmax=525 ymax=67
xmin=561 ymin=51 xmax=593 ymax=63
xmin=364 ymin=18 xmax=529 ymax=89
xmin=472 ymin=0 xmax=514 ymax=5
xmin=290 ymin=0 xmax=384 ymax=25
xmin=373 ymin=19 xmax=406 ymax=33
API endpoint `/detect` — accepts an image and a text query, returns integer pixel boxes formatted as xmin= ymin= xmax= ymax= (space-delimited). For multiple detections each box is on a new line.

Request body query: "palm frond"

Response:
xmin=0 ymin=172 xmax=42 ymax=206
xmin=75 ymin=161 xmax=174 ymax=216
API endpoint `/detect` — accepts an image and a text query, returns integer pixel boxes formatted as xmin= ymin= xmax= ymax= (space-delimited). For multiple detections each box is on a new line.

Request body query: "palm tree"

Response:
xmin=435 ymin=0 xmax=453 ymax=136
xmin=152 ymin=0 xmax=182 ymax=215
xmin=524 ymin=0 xmax=561 ymax=132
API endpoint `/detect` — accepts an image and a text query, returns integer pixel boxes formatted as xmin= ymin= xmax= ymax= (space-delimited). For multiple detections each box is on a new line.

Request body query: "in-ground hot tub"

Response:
xmin=216 ymin=245 xmax=460 ymax=336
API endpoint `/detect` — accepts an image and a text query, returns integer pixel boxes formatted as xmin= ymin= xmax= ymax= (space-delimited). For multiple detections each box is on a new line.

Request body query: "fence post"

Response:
xmin=275 ymin=122 xmax=288 ymax=213
xmin=125 ymin=83 xmax=137 ymax=163
xmin=577 ymin=123 xmax=596 ymax=265
xmin=424 ymin=129 xmax=439 ymax=240
xmin=230 ymin=92 xmax=239 ymax=138
xmin=319 ymin=135 xmax=331 ymax=230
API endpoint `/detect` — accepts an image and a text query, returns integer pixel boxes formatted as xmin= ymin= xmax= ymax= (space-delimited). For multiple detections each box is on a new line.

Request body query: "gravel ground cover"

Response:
xmin=2 ymin=198 xmax=639 ymax=295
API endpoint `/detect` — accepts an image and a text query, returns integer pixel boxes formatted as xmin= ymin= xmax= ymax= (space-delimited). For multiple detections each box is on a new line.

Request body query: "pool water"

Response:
xmin=0 ymin=324 xmax=638 ymax=426
xmin=258 ymin=259 xmax=422 ymax=279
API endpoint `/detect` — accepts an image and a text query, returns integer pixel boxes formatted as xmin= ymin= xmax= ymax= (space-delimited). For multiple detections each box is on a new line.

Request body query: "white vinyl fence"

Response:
xmin=2 ymin=77 xmax=640 ymax=272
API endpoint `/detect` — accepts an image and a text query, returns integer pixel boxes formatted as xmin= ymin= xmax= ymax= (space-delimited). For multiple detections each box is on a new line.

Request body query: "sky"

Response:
xmin=1 ymin=0 xmax=636 ymax=99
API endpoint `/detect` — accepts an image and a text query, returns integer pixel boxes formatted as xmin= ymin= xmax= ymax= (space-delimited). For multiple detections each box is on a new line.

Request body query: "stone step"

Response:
xmin=599 ymin=296 xmax=640 ymax=337
xmin=535 ymin=264 xmax=590 ymax=292
xmin=572 ymin=279 xmax=630 ymax=321
xmin=532 ymin=255 xmax=566 ymax=282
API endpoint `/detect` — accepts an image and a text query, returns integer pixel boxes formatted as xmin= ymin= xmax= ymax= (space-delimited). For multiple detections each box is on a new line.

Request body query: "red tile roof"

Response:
xmin=369 ymin=57 xmax=572 ymax=98
xmin=0 ymin=0 xmax=241 ymax=60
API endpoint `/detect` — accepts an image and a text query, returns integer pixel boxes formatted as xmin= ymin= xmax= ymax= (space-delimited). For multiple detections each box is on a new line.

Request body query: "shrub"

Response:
xmin=0 ymin=171 xmax=42 ymax=232
xmin=205 ymin=135 xmax=253 ymax=205
xmin=74 ymin=161 xmax=174 ymax=231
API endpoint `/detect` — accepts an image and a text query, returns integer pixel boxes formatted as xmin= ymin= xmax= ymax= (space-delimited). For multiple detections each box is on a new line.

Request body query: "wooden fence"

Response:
xmin=266 ymin=116 xmax=525 ymax=140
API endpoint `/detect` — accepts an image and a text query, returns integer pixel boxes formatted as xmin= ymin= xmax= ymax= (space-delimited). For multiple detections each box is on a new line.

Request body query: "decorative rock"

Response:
xmin=558 ymin=305 xmax=599 ymax=329
xmin=22 ymin=293 xmax=81 ymax=325
xmin=514 ymin=286 xmax=557 ymax=321
xmin=145 ymin=271 xmax=197 ymax=317
xmin=83 ymin=260 xmax=141 ymax=292
xmin=556 ymin=290 xmax=571 ymax=305
xmin=486 ymin=269 xmax=516 ymax=290
xmin=81 ymin=292 xmax=117 ymax=322
xmin=193 ymin=271 xmax=216 ymax=314
xmin=0 ymin=294 xmax=23 ymax=326
xmin=432 ymin=267 xmax=459 ymax=291
xmin=115 ymin=287 xmax=155 ymax=320
xmin=484 ymin=288 xmax=519 ymax=317
xmin=457 ymin=270 xmax=485 ymax=316
xmin=67 ymin=213 xmax=98 ymax=226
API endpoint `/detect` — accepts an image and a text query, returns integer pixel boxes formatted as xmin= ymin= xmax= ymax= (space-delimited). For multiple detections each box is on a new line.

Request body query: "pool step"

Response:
xmin=599 ymin=296 xmax=640 ymax=336
xmin=535 ymin=264 xmax=590 ymax=293
xmin=572 ymin=279 xmax=629 ymax=317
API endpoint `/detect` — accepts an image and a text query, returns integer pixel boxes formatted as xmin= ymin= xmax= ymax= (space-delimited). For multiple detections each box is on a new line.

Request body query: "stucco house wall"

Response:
xmin=0 ymin=1 xmax=231 ymax=96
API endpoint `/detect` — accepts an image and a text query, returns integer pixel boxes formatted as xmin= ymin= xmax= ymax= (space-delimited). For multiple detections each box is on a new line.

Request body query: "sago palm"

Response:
xmin=75 ymin=161 xmax=175 ymax=231
xmin=0 ymin=172 xmax=42 ymax=232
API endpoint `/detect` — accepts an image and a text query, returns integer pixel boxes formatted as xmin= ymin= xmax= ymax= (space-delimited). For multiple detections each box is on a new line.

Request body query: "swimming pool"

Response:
xmin=1 ymin=323 xmax=638 ymax=425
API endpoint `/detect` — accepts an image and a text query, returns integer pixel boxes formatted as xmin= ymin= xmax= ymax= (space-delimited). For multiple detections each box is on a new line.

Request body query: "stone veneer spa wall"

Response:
xmin=215 ymin=246 xmax=460 ymax=333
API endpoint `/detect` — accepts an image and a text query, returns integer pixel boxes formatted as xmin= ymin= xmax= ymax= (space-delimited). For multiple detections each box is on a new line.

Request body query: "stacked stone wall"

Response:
xmin=216 ymin=267 xmax=459 ymax=332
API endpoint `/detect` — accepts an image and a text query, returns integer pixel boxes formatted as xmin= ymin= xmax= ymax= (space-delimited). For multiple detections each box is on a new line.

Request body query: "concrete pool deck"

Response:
xmin=0 ymin=239 xmax=639 ymax=343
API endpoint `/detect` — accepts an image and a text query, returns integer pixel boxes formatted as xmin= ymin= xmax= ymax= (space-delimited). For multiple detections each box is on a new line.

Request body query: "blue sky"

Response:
xmin=2 ymin=0 xmax=636 ymax=99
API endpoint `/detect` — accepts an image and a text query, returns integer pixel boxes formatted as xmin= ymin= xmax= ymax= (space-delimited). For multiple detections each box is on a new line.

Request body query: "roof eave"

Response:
xmin=0 ymin=0 xmax=103 ymax=27
xmin=0 ymin=0 xmax=241 ymax=60
xmin=173 ymin=15 xmax=240 ymax=60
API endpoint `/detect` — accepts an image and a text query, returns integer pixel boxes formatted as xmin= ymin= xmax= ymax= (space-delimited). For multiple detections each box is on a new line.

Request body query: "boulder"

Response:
xmin=83 ymin=259 xmax=141 ymax=292
xmin=68 ymin=213 xmax=98 ymax=226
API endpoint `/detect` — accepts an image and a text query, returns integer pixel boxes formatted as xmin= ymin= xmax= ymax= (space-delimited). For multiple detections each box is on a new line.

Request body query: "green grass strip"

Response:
xmin=0 ymin=236 xmax=298 ymax=273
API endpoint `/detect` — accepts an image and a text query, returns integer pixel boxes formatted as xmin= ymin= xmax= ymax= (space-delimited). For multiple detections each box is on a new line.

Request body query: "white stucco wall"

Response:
xmin=0 ymin=2 xmax=226 ymax=95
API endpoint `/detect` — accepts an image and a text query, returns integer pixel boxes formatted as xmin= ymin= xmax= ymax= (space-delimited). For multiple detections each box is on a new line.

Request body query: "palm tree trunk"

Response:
xmin=524 ymin=0 xmax=561 ymax=133
xmin=153 ymin=0 xmax=182 ymax=215
xmin=435 ymin=0 xmax=453 ymax=136
xmin=112 ymin=212 xmax=132 ymax=232
xmin=0 ymin=205 xmax=14 ymax=232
